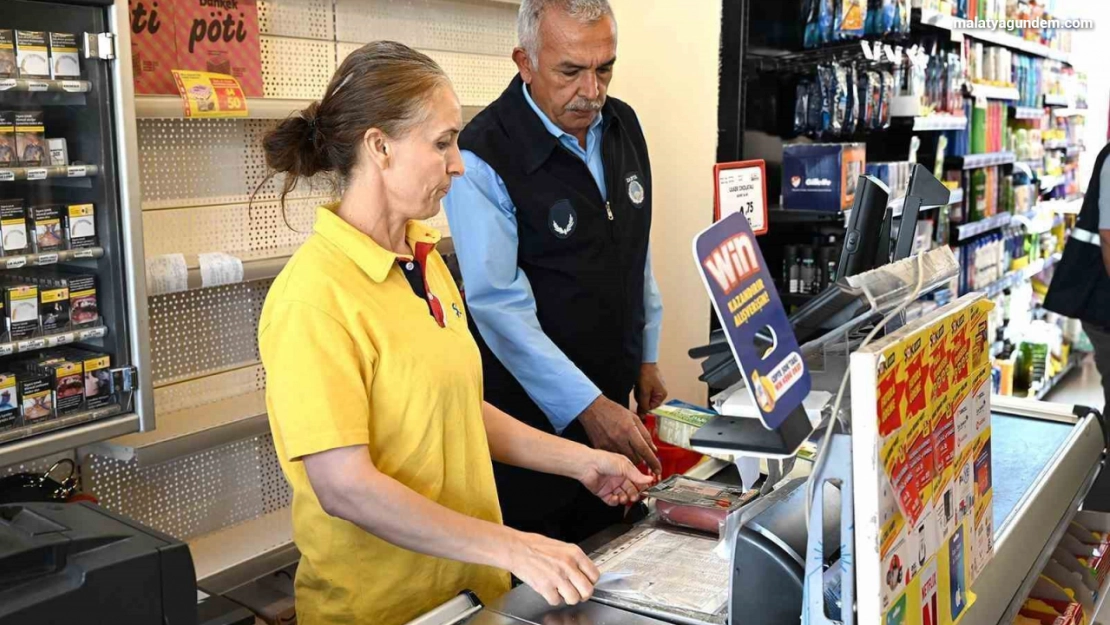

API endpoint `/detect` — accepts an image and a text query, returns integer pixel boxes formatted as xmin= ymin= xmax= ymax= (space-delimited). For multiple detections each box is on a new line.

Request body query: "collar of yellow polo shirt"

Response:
xmin=259 ymin=203 xmax=509 ymax=625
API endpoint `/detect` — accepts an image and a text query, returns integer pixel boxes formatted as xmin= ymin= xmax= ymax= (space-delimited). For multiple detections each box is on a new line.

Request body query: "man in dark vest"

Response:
xmin=1045 ymin=141 xmax=1110 ymax=413
xmin=444 ymin=0 xmax=666 ymax=543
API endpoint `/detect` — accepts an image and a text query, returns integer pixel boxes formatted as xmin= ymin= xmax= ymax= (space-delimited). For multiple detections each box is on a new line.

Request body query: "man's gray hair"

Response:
xmin=517 ymin=0 xmax=615 ymax=64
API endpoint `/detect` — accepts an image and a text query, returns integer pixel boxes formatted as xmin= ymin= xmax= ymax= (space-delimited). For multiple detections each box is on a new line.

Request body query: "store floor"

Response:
xmin=1045 ymin=355 xmax=1105 ymax=414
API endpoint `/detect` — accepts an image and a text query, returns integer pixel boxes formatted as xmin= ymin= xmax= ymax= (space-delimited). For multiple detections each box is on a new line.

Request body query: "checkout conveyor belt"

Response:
xmin=417 ymin=399 xmax=1103 ymax=625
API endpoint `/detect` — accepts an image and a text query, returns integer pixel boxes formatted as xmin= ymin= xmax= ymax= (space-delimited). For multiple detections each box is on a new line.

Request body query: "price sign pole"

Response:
xmin=714 ymin=160 xmax=769 ymax=235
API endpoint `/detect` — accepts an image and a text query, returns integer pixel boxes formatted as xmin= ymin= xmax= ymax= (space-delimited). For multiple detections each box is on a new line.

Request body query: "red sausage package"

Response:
xmin=645 ymin=475 xmax=759 ymax=536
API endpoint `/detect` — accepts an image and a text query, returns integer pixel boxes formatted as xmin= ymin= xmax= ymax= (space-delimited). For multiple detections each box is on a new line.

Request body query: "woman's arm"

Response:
xmin=481 ymin=401 xmax=654 ymax=505
xmin=303 ymin=445 xmax=598 ymax=606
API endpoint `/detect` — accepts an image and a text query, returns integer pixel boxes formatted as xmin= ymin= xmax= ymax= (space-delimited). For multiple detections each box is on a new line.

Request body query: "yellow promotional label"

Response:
xmin=1 ymin=219 xmax=24 ymax=226
xmin=15 ymin=125 xmax=44 ymax=132
xmin=11 ymin=287 xmax=36 ymax=301
xmin=71 ymin=289 xmax=95 ymax=298
xmin=68 ymin=204 xmax=93 ymax=217
xmin=172 ymin=70 xmax=248 ymax=119
xmin=41 ymin=288 xmax=68 ymax=304
xmin=84 ymin=356 xmax=109 ymax=371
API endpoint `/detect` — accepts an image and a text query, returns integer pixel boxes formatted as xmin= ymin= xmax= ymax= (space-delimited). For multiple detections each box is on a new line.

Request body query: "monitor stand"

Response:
xmin=690 ymin=405 xmax=815 ymax=459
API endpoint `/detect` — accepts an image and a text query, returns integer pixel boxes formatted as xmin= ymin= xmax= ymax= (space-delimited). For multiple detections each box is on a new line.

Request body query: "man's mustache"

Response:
xmin=566 ymin=98 xmax=603 ymax=112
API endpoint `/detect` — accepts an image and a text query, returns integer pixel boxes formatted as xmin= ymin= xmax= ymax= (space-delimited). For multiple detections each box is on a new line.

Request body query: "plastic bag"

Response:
xmin=880 ymin=69 xmax=895 ymax=128
xmin=819 ymin=0 xmax=835 ymax=45
xmin=844 ymin=64 xmax=858 ymax=135
xmin=804 ymin=0 xmax=821 ymax=49
xmin=808 ymin=78 xmax=824 ymax=135
xmin=818 ymin=64 xmax=834 ymax=134
xmin=832 ymin=63 xmax=848 ymax=135
xmin=795 ymin=79 xmax=812 ymax=135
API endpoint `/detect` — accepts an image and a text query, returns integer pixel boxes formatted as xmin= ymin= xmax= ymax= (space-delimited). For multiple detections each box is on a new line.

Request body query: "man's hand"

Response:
xmin=577 ymin=449 xmax=655 ymax=506
xmin=578 ymin=396 xmax=662 ymax=475
xmin=635 ymin=363 xmax=668 ymax=416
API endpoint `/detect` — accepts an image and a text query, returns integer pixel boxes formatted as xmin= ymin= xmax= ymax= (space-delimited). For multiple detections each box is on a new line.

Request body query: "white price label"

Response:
xmin=27 ymin=81 xmax=49 ymax=92
xmin=47 ymin=333 xmax=74 ymax=347
xmin=77 ymin=328 xmax=104 ymax=341
xmin=67 ymin=165 xmax=87 ymax=178
xmin=0 ymin=170 xmax=14 ymax=182
xmin=0 ymin=79 xmax=15 ymax=91
xmin=61 ymin=81 xmax=83 ymax=93
xmin=4 ymin=257 xmax=27 ymax=269
xmin=36 ymin=253 xmax=58 ymax=266
xmin=18 ymin=338 xmax=47 ymax=352
xmin=716 ymin=163 xmax=767 ymax=234
xmin=26 ymin=169 xmax=48 ymax=181
xmin=0 ymin=344 xmax=13 ymax=357
xmin=74 ymin=249 xmax=96 ymax=259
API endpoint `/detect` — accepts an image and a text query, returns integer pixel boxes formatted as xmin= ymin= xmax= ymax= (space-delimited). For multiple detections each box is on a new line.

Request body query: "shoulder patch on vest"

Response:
xmin=626 ymin=172 xmax=645 ymax=207
xmin=548 ymin=200 xmax=577 ymax=239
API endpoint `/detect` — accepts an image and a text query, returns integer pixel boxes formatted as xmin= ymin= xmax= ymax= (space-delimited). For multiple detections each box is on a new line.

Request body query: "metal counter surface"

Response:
xmin=991 ymin=411 xmax=1075 ymax=530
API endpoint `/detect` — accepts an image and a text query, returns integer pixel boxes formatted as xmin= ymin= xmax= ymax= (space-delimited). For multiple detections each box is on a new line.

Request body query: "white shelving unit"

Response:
xmin=971 ymin=83 xmax=1021 ymax=101
xmin=919 ymin=10 xmax=1073 ymax=63
xmin=189 ymin=508 xmax=298 ymax=595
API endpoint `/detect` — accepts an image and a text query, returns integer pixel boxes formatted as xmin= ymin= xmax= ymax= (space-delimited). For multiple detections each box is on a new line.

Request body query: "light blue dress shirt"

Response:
xmin=444 ymin=83 xmax=663 ymax=433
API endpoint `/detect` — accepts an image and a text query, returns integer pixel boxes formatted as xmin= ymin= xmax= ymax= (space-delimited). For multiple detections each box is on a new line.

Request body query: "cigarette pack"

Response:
xmin=56 ymin=271 xmax=98 ymax=327
xmin=18 ymin=371 xmax=52 ymax=424
xmin=14 ymin=111 xmax=45 ymax=167
xmin=38 ymin=281 xmax=69 ymax=333
xmin=0 ymin=373 xmax=18 ymax=432
xmin=65 ymin=349 xmax=111 ymax=409
xmin=15 ymin=31 xmax=49 ymax=79
xmin=65 ymin=204 xmax=97 ymax=249
xmin=31 ymin=204 xmax=64 ymax=252
xmin=0 ymin=111 xmax=15 ymax=167
xmin=46 ymin=138 xmax=67 ymax=166
xmin=0 ymin=30 xmax=15 ymax=78
xmin=48 ymin=32 xmax=80 ymax=79
xmin=5 ymin=284 xmax=39 ymax=340
xmin=39 ymin=360 xmax=83 ymax=415
xmin=0 ymin=198 xmax=27 ymax=253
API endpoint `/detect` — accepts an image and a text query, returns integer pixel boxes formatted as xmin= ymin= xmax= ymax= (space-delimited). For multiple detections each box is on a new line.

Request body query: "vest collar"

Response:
xmin=500 ymin=74 xmax=621 ymax=175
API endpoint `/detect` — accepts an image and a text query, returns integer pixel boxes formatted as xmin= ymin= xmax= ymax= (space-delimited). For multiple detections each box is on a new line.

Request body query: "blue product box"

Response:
xmin=782 ymin=143 xmax=866 ymax=212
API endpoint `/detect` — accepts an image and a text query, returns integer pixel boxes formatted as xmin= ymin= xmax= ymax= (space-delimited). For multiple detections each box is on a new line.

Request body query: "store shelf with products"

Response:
xmin=189 ymin=508 xmax=299 ymax=595
xmin=982 ymin=252 xmax=1062 ymax=298
xmin=956 ymin=212 xmax=1015 ymax=241
xmin=1044 ymin=94 xmax=1071 ymax=107
xmin=134 ymin=96 xmax=314 ymax=120
xmin=1039 ymin=196 xmax=1084 ymax=215
xmin=917 ymin=9 xmax=1074 ymax=63
xmin=0 ymin=78 xmax=92 ymax=94
xmin=0 ymin=165 xmax=99 ymax=182
xmin=1031 ymin=353 xmax=1082 ymax=401
xmin=92 ymin=390 xmax=267 ymax=466
xmin=0 ymin=248 xmax=104 ymax=269
xmin=897 ymin=115 xmax=969 ymax=131
xmin=0 ymin=412 xmax=138 ymax=468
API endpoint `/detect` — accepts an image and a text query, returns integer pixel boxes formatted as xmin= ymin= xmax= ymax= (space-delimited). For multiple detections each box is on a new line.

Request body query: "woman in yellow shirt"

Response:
xmin=258 ymin=41 xmax=653 ymax=625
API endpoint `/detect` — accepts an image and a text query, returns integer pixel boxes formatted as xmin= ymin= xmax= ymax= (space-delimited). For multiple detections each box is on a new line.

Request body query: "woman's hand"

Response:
xmin=578 ymin=450 xmax=655 ymax=507
xmin=506 ymin=531 xmax=600 ymax=606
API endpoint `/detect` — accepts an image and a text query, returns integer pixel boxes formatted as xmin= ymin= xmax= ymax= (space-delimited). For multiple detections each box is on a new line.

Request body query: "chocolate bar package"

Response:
xmin=41 ymin=360 xmax=83 ymax=415
xmin=48 ymin=32 xmax=80 ymax=79
xmin=0 ymin=112 xmax=15 ymax=167
xmin=65 ymin=204 xmax=96 ymax=249
xmin=14 ymin=111 xmax=46 ymax=167
xmin=175 ymin=0 xmax=262 ymax=96
xmin=0 ymin=30 xmax=15 ymax=78
xmin=18 ymin=371 xmax=52 ymax=424
xmin=0 ymin=198 xmax=27 ymax=253
xmin=31 ymin=204 xmax=64 ymax=252
xmin=15 ymin=31 xmax=49 ymax=79
xmin=5 ymin=284 xmax=39 ymax=340
xmin=0 ymin=373 xmax=18 ymax=432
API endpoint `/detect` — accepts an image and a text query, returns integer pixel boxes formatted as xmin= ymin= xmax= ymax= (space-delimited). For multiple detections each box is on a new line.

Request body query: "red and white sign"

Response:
xmin=175 ymin=0 xmax=262 ymax=97
xmin=714 ymin=160 xmax=768 ymax=235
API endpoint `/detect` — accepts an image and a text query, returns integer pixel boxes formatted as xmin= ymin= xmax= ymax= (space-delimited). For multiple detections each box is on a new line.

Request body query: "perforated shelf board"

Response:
xmin=82 ymin=433 xmax=291 ymax=542
xmin=190 ymin=507 xmax=298 ymax=595
xmin=335 ymin=0 xmax=516 ymax=56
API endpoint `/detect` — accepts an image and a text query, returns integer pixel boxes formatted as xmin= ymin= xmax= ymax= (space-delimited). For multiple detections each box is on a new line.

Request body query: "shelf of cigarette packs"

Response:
xmin=1008 ymin=510 xmax=1110 ymax=624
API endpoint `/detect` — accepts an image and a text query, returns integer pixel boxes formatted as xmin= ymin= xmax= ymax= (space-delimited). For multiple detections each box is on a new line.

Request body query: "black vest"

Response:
xmin=1044 ymin=141 xmax=1110 ymax=327
xmin=460 ymin=75 xmax=653 ymax=520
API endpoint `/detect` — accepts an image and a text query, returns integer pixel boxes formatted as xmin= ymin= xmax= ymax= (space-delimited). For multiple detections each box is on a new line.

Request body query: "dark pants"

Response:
xmin=1083 ymin=322 xmax=1110 ymax=414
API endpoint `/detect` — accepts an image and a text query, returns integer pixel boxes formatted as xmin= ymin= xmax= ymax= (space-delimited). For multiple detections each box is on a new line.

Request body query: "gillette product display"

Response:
xmin=782 ymin=143 xmax=866 ymax=212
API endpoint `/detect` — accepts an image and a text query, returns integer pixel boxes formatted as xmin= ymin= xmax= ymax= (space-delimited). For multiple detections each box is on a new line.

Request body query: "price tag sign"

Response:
xmin=0 ymin=79 xmax=15 ymax=91
xmin=74 ymin=249 xmax=96 ymax=259
xmin=714 ymin=160 xmax=769 ymax=235
xmin=36 ymin=253 xmax=58 ymax=266
xmin=61 ymin=81 xmax=84 ymax=93
xmin=26 ymin=168 xmax=48 ymax=181
xmin=0 ymin=170 xmax=15 ymax=182
xmin=0 ymin=344 xmax=12 ymax=357
xmin=18 ymin=338 xmax=47 ymax=352
xmin=46 ymin=333 xmax=74 ymax=347
xmin=67 ymin=165 xmax=87 ymax=178
xmin=27 ymin=81 xmax=49 ymax=92
xmin=172 ymin=70 xmax=249 ymax=119
xmin=77 ymin=328 xmax=104 ymax=341
xmin=4 ymin=257 xmax=27 ymax=269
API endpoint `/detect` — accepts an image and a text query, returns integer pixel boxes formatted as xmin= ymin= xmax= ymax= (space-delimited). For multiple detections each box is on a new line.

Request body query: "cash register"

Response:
xmin=0 ymin=501 xmax=197 ymax=625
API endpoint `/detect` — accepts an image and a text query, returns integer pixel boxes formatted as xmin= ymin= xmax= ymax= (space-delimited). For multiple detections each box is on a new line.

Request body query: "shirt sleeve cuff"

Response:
xmin=548 ymin=384 xmax=603 ymax=435
xmin=642 ymin=327 xmax=661 ymax=363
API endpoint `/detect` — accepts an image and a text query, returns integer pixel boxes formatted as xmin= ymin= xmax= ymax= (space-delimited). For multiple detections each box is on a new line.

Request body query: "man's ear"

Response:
xmin=362 ymin=127 xmax=390 ymax=170
xmin=512 ymin=48 xmax=534 ymax=84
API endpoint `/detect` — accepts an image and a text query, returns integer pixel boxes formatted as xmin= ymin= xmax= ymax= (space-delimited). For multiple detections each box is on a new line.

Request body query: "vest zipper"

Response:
xmin=606 ymin=201 xmax=614 ymax=221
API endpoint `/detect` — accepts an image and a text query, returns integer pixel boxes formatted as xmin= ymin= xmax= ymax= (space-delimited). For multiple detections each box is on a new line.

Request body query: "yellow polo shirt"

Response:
xmin=258 ymin=205 xmax=510 ymax=625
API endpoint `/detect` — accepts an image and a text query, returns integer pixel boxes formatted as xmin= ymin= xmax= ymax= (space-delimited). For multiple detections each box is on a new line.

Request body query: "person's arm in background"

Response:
xmin=635 ymin=244 xmax=668 ymax=415
xmin=1100 ymin=157 xmax=1110 ymax=276
xmin=444 ymin=152 xmax=659 ymax=473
